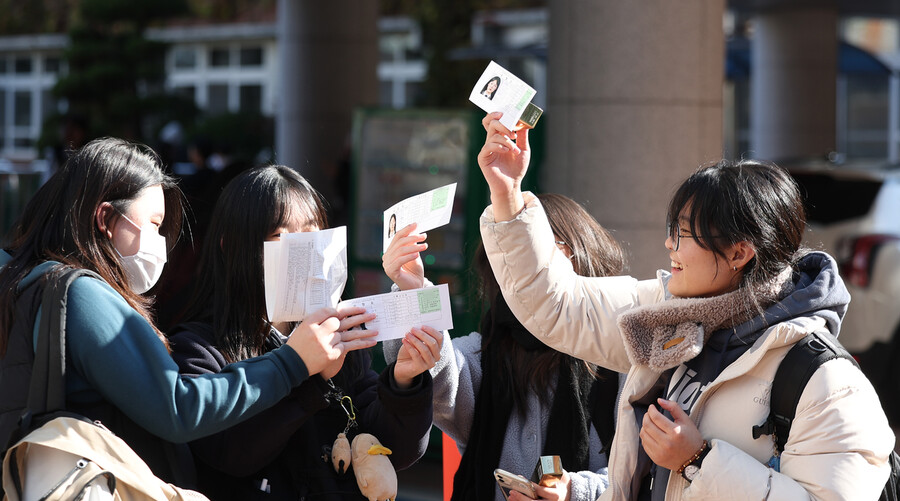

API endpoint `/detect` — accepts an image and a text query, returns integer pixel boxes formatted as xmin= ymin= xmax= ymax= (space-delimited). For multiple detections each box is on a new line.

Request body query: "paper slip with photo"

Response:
xmin=383 ymin=183 xmax=457 ymax=252
xmin=264 ymin=226 xmax=348 ymax=323
xmin=469 ymin=60 xmax=541 ymax=131
xmin=339 ymin=284 xmax=453 ymax=342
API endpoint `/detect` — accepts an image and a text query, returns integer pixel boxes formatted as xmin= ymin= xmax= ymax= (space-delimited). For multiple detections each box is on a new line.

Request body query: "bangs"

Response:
xmin=667 ymin=168 xmax=737 ymax=258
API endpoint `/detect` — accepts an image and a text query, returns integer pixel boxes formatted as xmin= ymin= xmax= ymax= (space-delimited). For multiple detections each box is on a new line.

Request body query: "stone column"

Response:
xmin=546 ymin=0 xmax=725 ymax=277
xmin=751 ymin=7 xmax=837 ymax=162
xmin=276 ymin=0 xmax=378 ymax=212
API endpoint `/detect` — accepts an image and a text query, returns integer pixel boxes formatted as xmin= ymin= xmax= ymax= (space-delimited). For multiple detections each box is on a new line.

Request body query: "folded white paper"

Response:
xmin=264 ymin=227 xmax=348 ymax=323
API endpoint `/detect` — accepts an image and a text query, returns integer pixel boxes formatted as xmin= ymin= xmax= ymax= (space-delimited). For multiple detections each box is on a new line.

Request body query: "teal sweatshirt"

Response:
xmin=1 ymin=250 xmax=310 ymax=443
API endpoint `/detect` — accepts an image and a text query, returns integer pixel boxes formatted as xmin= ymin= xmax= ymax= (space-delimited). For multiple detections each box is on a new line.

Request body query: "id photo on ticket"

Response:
xmin=469 ymin=60 xmax=536 ymax=131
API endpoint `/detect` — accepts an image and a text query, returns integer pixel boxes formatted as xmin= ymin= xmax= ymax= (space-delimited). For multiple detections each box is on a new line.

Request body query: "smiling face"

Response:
xmin=665 ymin=213 xmax=743 ymax=298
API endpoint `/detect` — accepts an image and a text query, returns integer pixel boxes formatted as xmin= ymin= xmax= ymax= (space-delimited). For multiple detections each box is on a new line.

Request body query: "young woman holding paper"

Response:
xmin=168 ymin=164 xmax=441 ymax=501
xmin=382 ymin=193 xmax=624 ymax=501
xmin=474 ymin=112 xmax=893 ymax=500
xmin=0 ymin=138 xmax=371 ymax=489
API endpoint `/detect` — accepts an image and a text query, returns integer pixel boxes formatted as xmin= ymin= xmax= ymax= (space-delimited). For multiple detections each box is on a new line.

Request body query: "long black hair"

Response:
xmin=0 ymin=137 xmax=183 ymax=354
xmin=666 ymin=159 xmax=806 ymax=304
xmin=475 ymin=193 xmax=626 ymax=411
xmin=183 ymin=165 xmax=329 ymax=363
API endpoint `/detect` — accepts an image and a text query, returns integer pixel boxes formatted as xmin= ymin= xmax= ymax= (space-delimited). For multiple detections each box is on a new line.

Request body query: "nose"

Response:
xmin=665 ymin=234 xmax=675 ymax=251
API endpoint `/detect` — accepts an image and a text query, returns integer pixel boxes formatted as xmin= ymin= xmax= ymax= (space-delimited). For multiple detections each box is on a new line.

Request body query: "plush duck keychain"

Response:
xmin=328 ymin=394 xmax=398 ymax=501
xmin=351 ymin=433 xmax=397 ymax=501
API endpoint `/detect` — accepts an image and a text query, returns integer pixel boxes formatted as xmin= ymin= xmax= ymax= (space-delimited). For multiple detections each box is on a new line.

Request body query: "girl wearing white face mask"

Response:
xmin=0 ymin=138 xmax=376 ymax=488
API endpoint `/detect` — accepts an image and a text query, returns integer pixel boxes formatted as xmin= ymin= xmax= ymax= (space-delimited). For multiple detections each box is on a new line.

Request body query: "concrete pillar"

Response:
xmin=546 ymin=0 xmax=725 ymax=278
xmin=276 ymin=0 xmax=378 ymax=211
xmin=751 ymin=7 xmax=838 ymax=161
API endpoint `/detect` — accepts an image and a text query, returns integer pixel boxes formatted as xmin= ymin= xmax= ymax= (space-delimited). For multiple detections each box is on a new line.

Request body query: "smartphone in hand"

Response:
xmin=494 ymin=468 xmax=537 ymax=500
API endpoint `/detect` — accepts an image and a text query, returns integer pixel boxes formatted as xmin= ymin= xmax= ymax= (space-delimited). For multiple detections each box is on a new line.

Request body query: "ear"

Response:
xmin=729 ymin=241 xmax=756 ymax=271
xmin=95 ymin=202 xmax=115 ymax=239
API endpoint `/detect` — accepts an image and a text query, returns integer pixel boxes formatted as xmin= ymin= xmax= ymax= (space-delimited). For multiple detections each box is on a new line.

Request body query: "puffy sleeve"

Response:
xmin=480 ymin=195 xmax=665 ymax=373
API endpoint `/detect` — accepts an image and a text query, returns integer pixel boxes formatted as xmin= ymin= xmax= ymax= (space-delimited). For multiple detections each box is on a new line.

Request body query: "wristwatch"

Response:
xmin=679 ymin=440 xmax=710 ymax=482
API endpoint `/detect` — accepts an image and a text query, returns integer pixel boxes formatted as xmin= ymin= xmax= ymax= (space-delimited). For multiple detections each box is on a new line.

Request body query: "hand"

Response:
xmin=531 ymin=471 xmax=572 ymax=501
xmin=286 ymin=307 xmax=377 ymax=376
xmin=393 ymin=326 xmax=443 ymax=389
xmin=639 ymin=398 xmax=704 ymax=471
xmin=477 ymin=112 xmax=531 ymax=221
xmin=382 ymin=223 xmax=427 ymax=291
xmin=319 ymin=306 xmax=379 ymax=380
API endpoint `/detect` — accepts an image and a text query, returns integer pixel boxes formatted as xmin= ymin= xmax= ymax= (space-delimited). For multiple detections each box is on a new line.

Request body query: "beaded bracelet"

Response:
xmin=676 ymin=440 xmax=709 ymax=475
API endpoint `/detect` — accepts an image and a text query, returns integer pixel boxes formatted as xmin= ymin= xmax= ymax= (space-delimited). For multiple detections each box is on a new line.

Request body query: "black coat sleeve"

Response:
xmin=350 ymin=360 xmax=434 ymax=471
xmin=169 ymin=326 xmax=332 ymax=476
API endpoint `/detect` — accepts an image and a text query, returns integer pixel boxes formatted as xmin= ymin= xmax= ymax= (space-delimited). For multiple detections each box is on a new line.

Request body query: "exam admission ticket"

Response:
xmin=339 ymin=284 xmax=453 ymax=342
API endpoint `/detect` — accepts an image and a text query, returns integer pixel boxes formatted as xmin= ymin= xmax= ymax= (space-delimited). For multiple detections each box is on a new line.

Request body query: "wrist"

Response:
xmin=490 ymin=189 xmax=525 ymax=222
xmin=677 ymin=440 xmax=710 ymax=482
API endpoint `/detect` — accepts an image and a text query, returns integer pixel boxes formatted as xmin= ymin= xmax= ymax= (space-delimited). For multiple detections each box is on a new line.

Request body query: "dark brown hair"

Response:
xmin=0 ymin=137 xmax=183 ymax=354
xmin=475 ymin=193 xmax=626 ymax=410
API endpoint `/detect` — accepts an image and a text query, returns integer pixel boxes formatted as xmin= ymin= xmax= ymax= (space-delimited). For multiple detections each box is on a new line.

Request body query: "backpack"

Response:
xmin=752 ymin=329 xmax=900 ymax=501
xmin=1 ymin=267 xmax=208 ymax=500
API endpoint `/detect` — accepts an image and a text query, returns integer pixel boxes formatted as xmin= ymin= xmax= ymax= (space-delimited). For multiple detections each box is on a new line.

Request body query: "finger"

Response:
xmin=319 ymin=316 xmax=341 ymax=333
xmin=341 ymin=328 xmax=378 ymax=342
xmin=420 ymin=325 xmax=443 ymax=345
xmin=409 ymin=327 xmax=441 ymax=358
xmin=335 ymin=304 xmax=367 ymax=319
xmin=646 ymin=403 xmax=679 ymax=434
xmin=515 ymin=127 xmax=530 ymax=152
xmin=404 ymin=332 xmax=436 ymax=366
xmin=482 ymin=111 xmax=503 ymax=131
xmin=343 ymin=337 xmax=378 ymax=352
xmin=304 ymin=307 xmax=339 ymax=324
xmin=657 ymin=398 xmax=690 ymax=424
xmin=339 ymin=312 xmax=376 ymax=331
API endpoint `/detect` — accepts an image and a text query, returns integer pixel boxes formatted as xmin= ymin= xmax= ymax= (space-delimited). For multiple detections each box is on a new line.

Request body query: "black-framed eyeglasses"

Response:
xmin=666 ymin=223 xmax=697 ymax=252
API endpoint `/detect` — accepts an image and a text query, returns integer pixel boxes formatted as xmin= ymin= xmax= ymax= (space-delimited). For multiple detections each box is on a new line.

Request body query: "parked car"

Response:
xmin=788 ymin=160 xmax=900 ymax=424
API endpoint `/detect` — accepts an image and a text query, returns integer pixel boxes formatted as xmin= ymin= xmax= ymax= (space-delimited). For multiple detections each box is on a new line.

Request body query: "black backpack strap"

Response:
xmin=752 ymin=329 xmax=857 ymax=453
xmin=20 ymin=267 xmax=103 ymax=429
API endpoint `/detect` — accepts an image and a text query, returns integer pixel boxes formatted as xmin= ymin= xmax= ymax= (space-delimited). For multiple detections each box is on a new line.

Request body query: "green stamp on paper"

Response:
xmin=431 ymin=186 xmax=450 ymax=211
xmin=417 ymin=288 xmax=441 ymax=314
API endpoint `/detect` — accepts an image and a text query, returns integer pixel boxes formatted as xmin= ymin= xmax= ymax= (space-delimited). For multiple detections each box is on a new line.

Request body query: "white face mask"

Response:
xmin=114 ymin=214 xmax=167 ymax=294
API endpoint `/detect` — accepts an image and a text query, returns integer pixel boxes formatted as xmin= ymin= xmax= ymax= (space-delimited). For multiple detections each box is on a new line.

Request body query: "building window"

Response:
xmin=239 ymin=84 xmax=262 ymax=113
xmin=0 ymin=89 xmax=6 ymax=143
xmin=209 ymin=48 xmax=230 ymax=68
xmin=44 ymin=56 xmax=60 ymax=74
xmin=14 ymin=91 xmax=31 ymax=127
xmin=207 ymin=84 xmax=229 ymax=114
xmin=14 ymin=57 xmax=32 ymax=74
xmin=0 ymin=58 xmax=6 ymax=74
xmin=239 ymin=47 xmax=263 ymax=67
xmin=173 ymin=47 xmax=197 ymax=69
xmin=41 ymin=89 xmax=56 ymax=119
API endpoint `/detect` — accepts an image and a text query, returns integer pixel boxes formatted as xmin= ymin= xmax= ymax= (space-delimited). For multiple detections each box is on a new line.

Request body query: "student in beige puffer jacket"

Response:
xmin=475 ymin=111 xmax=894 ymax=501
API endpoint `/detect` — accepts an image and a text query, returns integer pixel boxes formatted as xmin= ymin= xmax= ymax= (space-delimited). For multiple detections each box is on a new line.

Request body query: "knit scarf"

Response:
xmin=450 ymin=294 xmax=610 ymax=501
xmin=617 ymin=267 xmax=793 ymax=371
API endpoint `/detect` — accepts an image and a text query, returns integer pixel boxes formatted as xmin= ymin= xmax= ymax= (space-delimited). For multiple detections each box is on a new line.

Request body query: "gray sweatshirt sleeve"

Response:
xmin=384 ymin=328 xmax=483 ymax=449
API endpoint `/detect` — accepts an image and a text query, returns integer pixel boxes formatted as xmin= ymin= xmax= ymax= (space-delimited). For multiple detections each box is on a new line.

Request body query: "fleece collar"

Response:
xmin=617 ymin=267 xmax=793 ymax=371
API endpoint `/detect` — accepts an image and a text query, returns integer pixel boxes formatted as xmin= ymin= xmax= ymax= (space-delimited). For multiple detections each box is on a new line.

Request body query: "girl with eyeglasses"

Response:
xmin=473 ymin=111 xmax=893 ymax=500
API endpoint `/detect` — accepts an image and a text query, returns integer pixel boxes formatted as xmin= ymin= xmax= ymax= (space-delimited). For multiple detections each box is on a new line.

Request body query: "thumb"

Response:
xmin=516 ymin=127 xmax=530 ymax=153
xmin=657 ymin=398 xmax=689 ymax=423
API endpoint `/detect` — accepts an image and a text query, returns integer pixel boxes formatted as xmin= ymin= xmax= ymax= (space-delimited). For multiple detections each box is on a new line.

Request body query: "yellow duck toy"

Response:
xmin=350 ymin=433 xmax=397 ymax=501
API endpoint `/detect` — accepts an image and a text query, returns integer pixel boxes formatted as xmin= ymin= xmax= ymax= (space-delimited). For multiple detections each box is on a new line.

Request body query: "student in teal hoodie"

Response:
xmin=0 ymin=137 xmax=377 ymax=488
